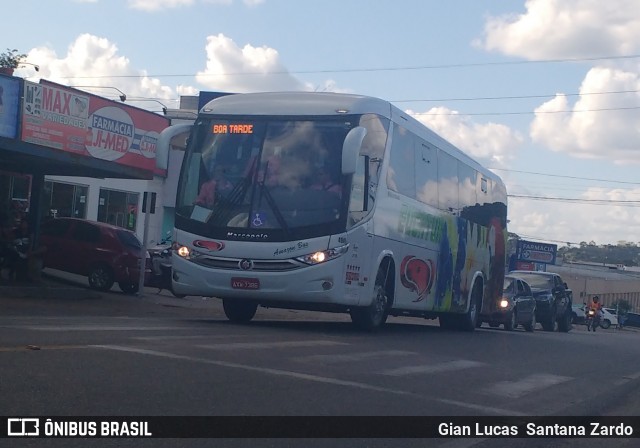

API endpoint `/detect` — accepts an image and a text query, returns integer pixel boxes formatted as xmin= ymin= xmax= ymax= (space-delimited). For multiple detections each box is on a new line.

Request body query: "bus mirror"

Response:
xmin=156 ymin=124 xmax=194 ymax=170
xmin=342 ymin=126 xmax=367 ymax=175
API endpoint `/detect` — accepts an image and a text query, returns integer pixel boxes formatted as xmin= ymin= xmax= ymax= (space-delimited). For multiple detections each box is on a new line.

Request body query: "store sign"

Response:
xmin=0 ymin=76 xmax=21 ymax=138
xmin=21 ymin=80 xmax=169 ymax=175
xmin=515 ymin=240 xmax=557 ymax=265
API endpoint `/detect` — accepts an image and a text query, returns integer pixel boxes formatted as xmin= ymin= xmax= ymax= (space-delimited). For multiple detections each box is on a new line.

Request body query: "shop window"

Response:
xmin=43 ymin=181 xmax=88 ymax=219
xmin=98 ymin=189 xmax=139 ymax=232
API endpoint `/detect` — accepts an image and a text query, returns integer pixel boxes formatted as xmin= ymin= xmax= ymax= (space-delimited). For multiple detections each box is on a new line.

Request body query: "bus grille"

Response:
xmin=191 ymin=256 xmax=302 ymax=272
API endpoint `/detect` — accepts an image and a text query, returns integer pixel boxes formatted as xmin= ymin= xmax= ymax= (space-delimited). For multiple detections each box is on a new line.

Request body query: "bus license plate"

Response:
xmin=231 ymin=277 xmax=260 ymax=290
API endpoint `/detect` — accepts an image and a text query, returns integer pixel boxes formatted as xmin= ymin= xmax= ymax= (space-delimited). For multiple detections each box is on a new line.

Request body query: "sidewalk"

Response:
xmin=0 ymin=268 xmax=222 ymax=310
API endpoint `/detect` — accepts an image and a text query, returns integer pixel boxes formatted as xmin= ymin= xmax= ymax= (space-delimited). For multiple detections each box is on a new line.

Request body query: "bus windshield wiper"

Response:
xmin=207 ymin=175 xmax=251 ymax=226
xmin=257 ymin=182 xmax=290 ymax=236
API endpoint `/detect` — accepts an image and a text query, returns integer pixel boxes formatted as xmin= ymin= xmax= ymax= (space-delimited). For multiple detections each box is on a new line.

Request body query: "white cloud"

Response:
xmin=508 ymin=187 xmax=640 ymax=245
xmin=128 ymin=0 xmax=262 ymax=11
xmin=15 ymin=34 xmax=178 ymax=110
xmin=475 ymin=0 xmax=640 ymax=59
xmin=195 ymin=34 xmax=310 ymax=92
xmin=408 ymin=107 xmax=524 ymax=167
xmin=128 ymin=0 xmax=194 ymax=11
xmin=530 ymin=65 xmax=640 ymax=163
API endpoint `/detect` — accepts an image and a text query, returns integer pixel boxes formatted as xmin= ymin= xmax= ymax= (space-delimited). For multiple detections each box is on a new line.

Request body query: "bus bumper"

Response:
xmin=171 ymin=255 xmax=355 ymax=305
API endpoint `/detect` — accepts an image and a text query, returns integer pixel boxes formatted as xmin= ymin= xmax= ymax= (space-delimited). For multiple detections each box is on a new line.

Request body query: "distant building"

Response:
xmin=547 ymin=260 xmax=640 ymax=311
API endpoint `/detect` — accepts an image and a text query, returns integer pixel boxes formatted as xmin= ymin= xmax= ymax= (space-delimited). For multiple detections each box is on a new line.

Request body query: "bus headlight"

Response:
xmin=295 ymin=244 xmax=349 ymax=265
xmin=174 ymin=244 xmax=191 ymax=258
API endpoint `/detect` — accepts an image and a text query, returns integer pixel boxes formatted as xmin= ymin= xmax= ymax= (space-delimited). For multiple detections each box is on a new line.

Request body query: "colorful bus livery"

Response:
xmin=164 ymin=92 xmax=507 ymax=331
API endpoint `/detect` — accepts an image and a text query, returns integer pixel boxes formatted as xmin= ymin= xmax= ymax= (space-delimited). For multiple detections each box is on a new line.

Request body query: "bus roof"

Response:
xmin=200 ymin=91 xmax=393 ymax=117
xmin=200 ymin=92 xmax=504 ymax=186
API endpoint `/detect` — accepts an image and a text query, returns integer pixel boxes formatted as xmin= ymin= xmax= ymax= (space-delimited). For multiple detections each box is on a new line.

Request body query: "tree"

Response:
xmin=611 ymin=299 xmax=632 ymax=315
xmin=0 ymin=48 xmax=26 ymax=69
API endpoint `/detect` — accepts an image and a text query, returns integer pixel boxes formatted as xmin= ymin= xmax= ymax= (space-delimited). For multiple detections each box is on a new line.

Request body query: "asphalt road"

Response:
xmin=1 ymin=273 xmax=639 ymax=448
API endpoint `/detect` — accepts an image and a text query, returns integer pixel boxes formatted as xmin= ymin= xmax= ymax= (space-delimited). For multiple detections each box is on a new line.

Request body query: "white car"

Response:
xmin=575 ymin=305 xmax=619 ymax=329
xmin=600 ymin=308 xmax=619 ymax=329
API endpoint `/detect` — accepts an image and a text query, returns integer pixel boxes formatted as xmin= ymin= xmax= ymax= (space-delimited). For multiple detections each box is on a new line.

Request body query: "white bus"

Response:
xmin=162 ymin=92 xmax=507 ymax=331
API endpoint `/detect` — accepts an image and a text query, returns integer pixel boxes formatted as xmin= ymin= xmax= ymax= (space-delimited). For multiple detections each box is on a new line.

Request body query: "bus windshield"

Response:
xmin=176 ymin=115 xmax=386 ymax=240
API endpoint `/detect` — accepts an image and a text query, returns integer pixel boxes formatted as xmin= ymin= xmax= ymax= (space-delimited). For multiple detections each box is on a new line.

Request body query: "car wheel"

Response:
xmin=558 ymin=310 xmax=572 ymax=333
xmin=504 ymin=310 xmax=516 ymax=331
xmin=524 ymin=311 xmax=536 ymax=332
xmin=541 ymin=306 xmax=558 ymax=332
xmin=600 ymin=319 xmax=611 ymax=329
xmin=223 ymin=299 xmax=257 ymax=323
xmin=118 ymin=281 xmax=139 ymax=294
xmin=350 ymin=264 xmax=391 ymax=331
xmin=88 ymin=265 xmax=114 ymax=291
xmin=169 ymin=283 xmax=186 ymax=299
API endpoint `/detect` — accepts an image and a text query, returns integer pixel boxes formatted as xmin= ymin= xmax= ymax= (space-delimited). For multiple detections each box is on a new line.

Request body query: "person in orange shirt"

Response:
xmin=587 ymin=295 xmax=603 ymax=332
xmin=195 ymin=164 xmax=234 ymax=208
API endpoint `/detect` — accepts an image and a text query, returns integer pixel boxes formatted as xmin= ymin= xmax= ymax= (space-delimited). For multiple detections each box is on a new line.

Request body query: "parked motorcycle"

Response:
xmin=585 ymin=308 xmax=601 ymax=332
xmin=146 ymin=234 xmax=185 ymax=298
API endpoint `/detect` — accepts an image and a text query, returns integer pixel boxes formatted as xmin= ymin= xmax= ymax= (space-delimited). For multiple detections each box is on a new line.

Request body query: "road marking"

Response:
xmin=436 ymin=398 xmax=527 ymax=416
xmin=0 ymin=345 xmax=89 ymax=352
xmin=5 ymin=326 xmax=187 ymax=331
xmin=380 ymin=360 xmax=485 ymax=376
xmin=93 ymin=345 xmax=415 ymax=397
xmin=296 ymin=350 xmax=417 ymax=364
xmin=614 ymin=370 xmax=640 ymax=386
xmin=481 ymin=373 xmax=572 ymax=398
xmin=133 ymin=334 xmax=245 ymax=341
xmin=197 ymin=340 xmax=348 ymax=350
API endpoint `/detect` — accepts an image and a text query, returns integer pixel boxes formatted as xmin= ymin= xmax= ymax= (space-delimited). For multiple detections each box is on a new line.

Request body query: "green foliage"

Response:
xmin=611 ymin=299 xmax=632 ymax=315
xmin=0 ymin=48 xmax=26 ymax=69
xmin=557 ymin=243 xmax=640 ymax=267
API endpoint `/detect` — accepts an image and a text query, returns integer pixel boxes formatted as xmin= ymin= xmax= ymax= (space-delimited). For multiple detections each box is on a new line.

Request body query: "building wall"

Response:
xmin=549 ymin=264 xmax=640 ymax=312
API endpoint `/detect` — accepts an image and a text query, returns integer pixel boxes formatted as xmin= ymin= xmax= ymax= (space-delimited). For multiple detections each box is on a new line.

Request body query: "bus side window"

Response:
xmin=348 ymin=155 xmax=369 ymax=226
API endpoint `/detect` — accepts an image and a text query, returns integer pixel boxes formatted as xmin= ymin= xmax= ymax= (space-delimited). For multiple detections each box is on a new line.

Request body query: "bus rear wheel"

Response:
xmin=350 ymin=265 xmax=390 ymax=331
xmin=223 ymin=299 xmax=258 ymax=323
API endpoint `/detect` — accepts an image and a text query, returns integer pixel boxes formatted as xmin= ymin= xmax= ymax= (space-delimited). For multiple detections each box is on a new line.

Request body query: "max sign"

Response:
xmin=516 ymin=240 xmax=557 ymax=265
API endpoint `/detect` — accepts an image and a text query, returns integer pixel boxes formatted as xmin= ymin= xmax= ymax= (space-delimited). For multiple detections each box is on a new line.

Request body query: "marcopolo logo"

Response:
xmin=7 ymin=418 xmax=40 ymax=436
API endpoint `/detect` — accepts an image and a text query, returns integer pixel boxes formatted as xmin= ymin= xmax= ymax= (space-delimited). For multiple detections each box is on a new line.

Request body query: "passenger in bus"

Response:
xmin=195 ymin=164 xmax=234 ymax=208
xmin=309 ymin=166 xmax=341 ymax=198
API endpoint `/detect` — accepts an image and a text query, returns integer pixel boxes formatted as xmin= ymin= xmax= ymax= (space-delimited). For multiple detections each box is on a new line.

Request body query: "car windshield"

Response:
xmin=503 ymin=277 xmax=514 ymax=292
xmin=116 ymin=230 xmax=142 ymax=249
xmin=514 ymin=274 xmax=552 ymax=289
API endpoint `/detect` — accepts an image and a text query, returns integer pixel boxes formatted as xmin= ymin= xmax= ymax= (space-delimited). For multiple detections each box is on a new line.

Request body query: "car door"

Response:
xmin=66 ymin=221 xmax=102 ymax=275
xmin=516 ymin=279 xmax=535 ymax=321
xmin=40 ymin=219 xmax=73 ymax=272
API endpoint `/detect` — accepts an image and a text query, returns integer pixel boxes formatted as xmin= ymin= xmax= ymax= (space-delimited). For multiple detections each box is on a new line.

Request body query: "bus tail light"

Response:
xmin=295 ymin=244 xmax=349 ymax=265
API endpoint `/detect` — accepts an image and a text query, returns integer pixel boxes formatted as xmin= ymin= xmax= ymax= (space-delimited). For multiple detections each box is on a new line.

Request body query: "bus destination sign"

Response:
xmin=212 ymin=124 xmax=254 ymax=134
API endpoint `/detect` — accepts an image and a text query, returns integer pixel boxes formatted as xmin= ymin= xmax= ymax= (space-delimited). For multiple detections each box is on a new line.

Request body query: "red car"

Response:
xmin=39 ymin=218 xmax=148 ymax=293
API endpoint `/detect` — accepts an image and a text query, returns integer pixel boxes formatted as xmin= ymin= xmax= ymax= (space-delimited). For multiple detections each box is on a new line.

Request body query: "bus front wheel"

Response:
xmin=223 ymin=299 xmax=258 ymax=323
xmin=350 ymin=264 xmax=391 ymax=331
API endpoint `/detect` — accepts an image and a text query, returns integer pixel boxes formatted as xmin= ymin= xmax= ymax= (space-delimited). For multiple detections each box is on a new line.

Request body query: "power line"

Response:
xmin=508 ymin=194 xmax=640 ymax=205
xmin=392 ymin=89 xmax=640 ymax=103
xmin=491 ymin=169 xmax=640 ymax=185
xmin=56 ymin=54 xmax=640 ymax=80
xmin=413 ymin=105 xmax=640 ymax=116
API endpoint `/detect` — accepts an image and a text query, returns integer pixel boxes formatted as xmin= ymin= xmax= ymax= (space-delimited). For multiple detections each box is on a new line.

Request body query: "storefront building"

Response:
xmin=0 ymin=74 xmax=170 ymax=243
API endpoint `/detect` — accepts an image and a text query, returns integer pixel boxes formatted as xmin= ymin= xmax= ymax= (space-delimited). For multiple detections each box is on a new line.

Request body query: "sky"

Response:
xmin=3 ymin=0 xmax=640 ymax=247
